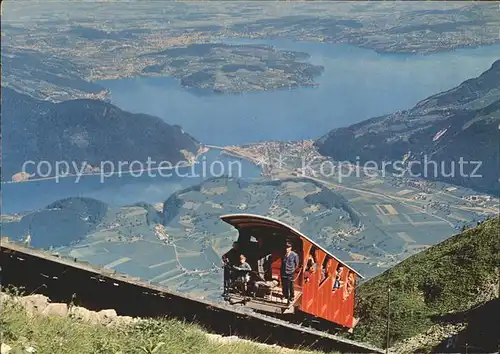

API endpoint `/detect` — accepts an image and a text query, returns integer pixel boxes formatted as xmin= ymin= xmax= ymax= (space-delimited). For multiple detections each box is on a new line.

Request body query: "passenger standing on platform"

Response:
xmin=281 ymin=241 xmax=299 ymax=305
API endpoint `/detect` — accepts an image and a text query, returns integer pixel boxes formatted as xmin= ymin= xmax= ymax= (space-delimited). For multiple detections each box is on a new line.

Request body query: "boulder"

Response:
xmin=19 ymin=294 xmax=49 ymax=315
xmin=41 ymin=303 xmax=68 ymax=317
xmin=0 ymin=343 xmax=12 ymax=354
xmin=69 ymin=306 xmax=100 ymax=325
xmin=96 ymin=309 xmax=117 ymax=326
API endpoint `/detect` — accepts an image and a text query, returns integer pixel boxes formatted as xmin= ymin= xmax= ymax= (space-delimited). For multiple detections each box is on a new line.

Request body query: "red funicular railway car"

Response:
xmin=220 ymin=213 xmax=363 ymax=330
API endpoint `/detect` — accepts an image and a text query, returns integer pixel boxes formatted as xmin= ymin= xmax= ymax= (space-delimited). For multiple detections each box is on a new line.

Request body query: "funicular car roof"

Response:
xmin=220 ymin=213 xmax=364 ymax=278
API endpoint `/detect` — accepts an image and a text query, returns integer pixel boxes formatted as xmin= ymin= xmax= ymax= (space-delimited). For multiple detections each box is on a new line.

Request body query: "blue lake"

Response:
xmin=2 ymin=149 xmax=261 ymax=214
xmin=101 ymin=39 xmax=500 ymax=145
xmin=3 ymin=39 xmax=499 ymax=213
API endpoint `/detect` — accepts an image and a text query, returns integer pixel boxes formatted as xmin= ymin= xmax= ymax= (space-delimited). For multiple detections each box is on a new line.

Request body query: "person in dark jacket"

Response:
xmin=281 ymin=241 xmax=299 ymax=304
xmin=222 ymin=242 xmax=239 ymax=294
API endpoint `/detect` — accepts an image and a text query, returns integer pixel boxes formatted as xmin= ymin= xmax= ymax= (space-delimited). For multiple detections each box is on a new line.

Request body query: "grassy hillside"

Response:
xmin=0 ymin=294 xmax=320 ymax=354
xmin=353 ymin=217 xmax=499 ymax=351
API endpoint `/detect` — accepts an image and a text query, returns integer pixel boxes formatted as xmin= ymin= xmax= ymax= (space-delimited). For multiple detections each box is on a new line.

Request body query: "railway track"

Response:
xmin=1 ymin=239 xmax=383 ymax=353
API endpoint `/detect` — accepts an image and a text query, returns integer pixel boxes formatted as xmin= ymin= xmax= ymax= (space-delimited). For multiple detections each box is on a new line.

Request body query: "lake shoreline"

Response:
xmin=2 ymin=146 xmax=212 ymax=185
xmin=100 ymin=39 xmax=500 ymax=146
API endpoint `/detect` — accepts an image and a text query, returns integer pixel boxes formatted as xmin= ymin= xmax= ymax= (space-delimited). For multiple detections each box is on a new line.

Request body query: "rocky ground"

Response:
xmin=0 ymin=291 xmax=138 ymax=329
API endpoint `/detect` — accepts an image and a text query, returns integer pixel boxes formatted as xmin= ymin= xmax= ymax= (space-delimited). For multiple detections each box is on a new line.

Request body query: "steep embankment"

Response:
xmin=353 ymin=217 xmax=499 ymax=352
xmin=315 ymin=60 xmax=500 ymax=195
xmin=1 ymin=87 xmax=199 ymax=180
xmin=0 ymin=292 xmax=319 ymax=354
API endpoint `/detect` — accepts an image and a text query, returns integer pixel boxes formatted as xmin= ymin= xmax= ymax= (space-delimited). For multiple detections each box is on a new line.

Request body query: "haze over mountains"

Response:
xmin=1 ymin=87 xmax=199 ymax=180
xmin=315 ymin=60 xmax=500 ymax=195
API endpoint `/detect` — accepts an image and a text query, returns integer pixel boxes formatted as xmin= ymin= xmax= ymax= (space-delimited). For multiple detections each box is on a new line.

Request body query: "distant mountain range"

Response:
xmin=315 ymin=60 xmax=500 ymax=195
xmin=1 ymin=87 xmax=199 ymax=180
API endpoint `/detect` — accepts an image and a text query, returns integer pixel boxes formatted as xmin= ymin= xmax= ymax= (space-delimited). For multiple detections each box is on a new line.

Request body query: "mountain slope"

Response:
xmin=0 ymin=197 xmax=110 ymax=248
xmin=1 ymin=87 xmax=199 ymax=180
xmin=315 ymin=60 xmax=500 ymax=195
xmin=0 ymin=197 xmax=164 ymax=249
xmin=353 ymin=217 xmax=500 ymax=352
